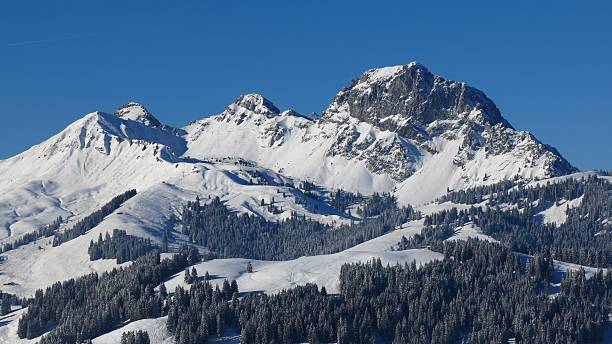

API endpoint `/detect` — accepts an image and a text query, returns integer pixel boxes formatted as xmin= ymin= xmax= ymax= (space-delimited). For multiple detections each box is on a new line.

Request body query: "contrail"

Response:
xmin=7 ymin=34 xmax=90 ymax=47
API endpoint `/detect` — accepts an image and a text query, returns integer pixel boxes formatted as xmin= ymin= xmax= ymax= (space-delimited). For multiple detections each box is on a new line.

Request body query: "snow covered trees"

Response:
xmin=120 ymin=330 xmax=150 ymax=344
xmin=180 ymin=196 xmax=419 ymax=260
xmin=184 ymin=267 xmax=198 ymax=284
xmin=18 ymin=236 xmax=612 ymax=343
xmin=18 ymin=248 xmax=200 ymax=342
xmin=418 ymin=176 xmax=612 ymax=267
xmin=88 ymin=229 xmax=156 ymax=263
xmin=235 ymin=240 xmax=611 ymax=343
xmin=166 ymin=278 xmax=238 ymax=343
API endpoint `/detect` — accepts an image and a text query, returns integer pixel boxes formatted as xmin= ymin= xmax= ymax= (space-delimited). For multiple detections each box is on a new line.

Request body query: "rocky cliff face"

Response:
xmin=318 ymin=62 xmax=576 ymax=182
xmin=326 ymin=63 xmax=508 ymax=130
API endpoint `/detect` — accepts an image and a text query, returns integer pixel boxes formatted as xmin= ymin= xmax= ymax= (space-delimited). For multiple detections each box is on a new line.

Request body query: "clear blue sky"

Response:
xmin=1 ymin=1 xmax=610 ymax=169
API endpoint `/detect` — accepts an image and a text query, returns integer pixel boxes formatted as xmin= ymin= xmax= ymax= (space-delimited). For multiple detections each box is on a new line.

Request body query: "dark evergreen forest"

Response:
xmin=120 ymin=330 xmax=151 ymax=344
xmin=428 ymin=177 xmax=611 ymax=267
xmin=88 ymin=229 xmax=157 ymax=263
xmin=18 ymin=246 xmax=201 ymax=343
xmin=165 ymin=239 xmax=612 ymax=344
xmin=180 ymin=195 xmax=419 ymax=260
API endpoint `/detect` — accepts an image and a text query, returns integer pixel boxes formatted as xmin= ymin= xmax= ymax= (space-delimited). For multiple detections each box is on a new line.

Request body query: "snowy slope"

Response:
xmin=0 ymin=165 xmax=351 ymax=297
xmin=0 ymin=111 xmax=185 ymax=239
xmin=444 ymin=222 xmax=498 ymax=243
xmin=162 ymin=219 xmax=442 ymax=295
xmin=0 ymin=109 xmax=354 ymax=239
xmin=91 ymin=317 xmax=173 ymax=344
xmin=536 ymin=196 xmax=584 ymax=226
xmin=0 ymin=107 xmax=356 ymax=297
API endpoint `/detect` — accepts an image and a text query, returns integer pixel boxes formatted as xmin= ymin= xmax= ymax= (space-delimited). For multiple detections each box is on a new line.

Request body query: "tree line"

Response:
xmin=180 ymin=195 xmax=419 ymax=260
xmin=17 ymin=245 xmax=201 ymax=343
xmin=437 ymin=176 xmax=592 ymax=207
xmin=415 ymin=177 xmax=611 ymax=267
xmin=0 ymin=216 xmax=62 ymax=254
xmin=88 ymin=229 xmax=157 ymax=264
xmin=52 ymin=189 xmax=137 ymax=247
xmin=167 ymin=239 xmax=612 ymax=344
xmin=328 ymin=190 xmax=397 ymax=218
xmin=121 ymin=330 xmax=150 ymax=344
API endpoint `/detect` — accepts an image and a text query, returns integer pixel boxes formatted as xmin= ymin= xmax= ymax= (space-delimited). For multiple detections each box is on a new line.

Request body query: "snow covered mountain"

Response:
xmin=0 ymin=62 xmax=576 ymax=262
xmin=1 ymin=62 xmax=609 ymax=344
xmin=0 ymin=62 xmax=576 ymax=242
xmin=186 ymin=62 xmax=576 ymax=204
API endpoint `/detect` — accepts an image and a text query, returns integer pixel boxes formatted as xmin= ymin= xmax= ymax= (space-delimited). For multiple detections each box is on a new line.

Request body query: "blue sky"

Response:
xmin=1 ymin=1 xmax=610 ymax=169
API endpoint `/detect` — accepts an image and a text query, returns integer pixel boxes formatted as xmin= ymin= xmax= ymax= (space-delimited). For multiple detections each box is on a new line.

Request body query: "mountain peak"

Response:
xmin=115 ymin=102 xmax=162 ymax=127
xmin=327 ymin=62 xmax=508 ymax=129
xmin=358 ymin=61 xmax=424 ymax=84
xmin=232 ymin=93 xmax=280 ymax=117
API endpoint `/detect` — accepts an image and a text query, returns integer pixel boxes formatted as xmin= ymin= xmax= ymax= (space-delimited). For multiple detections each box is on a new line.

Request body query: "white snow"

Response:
xmin=92 ymin=317 xmax=173 ymax=344
xmin=164 ymin=248 xmax=441 ymax=295
xmin=356 ymin=65 xmax=405 ymax=88
xmin=444 ymin=222 xmax=498 ymax=243
xmin=115 ymin=102 xmax=161 ymax=127
xmin=536 ymin=196 xmax=583 ymax=226
xmin=184 ymin=107 xmax=398 ymax=197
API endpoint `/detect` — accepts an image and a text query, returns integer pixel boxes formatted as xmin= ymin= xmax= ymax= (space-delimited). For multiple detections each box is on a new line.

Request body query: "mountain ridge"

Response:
xmin=183 ymin=62 xmax=576 ymax=203
xmin=0 ymin=61 xmax=578 ymax=241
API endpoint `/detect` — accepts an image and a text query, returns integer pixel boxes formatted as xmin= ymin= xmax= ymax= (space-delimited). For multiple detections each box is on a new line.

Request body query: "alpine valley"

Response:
xmin=0 ymin=63 xmax=610 ymax=344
